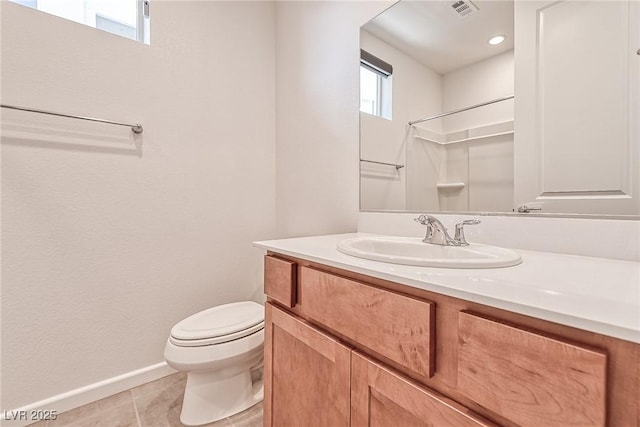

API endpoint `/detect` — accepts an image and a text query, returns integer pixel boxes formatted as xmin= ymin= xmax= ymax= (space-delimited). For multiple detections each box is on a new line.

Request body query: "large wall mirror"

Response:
xmin=360 ymin=0 xmax=639 ymax=217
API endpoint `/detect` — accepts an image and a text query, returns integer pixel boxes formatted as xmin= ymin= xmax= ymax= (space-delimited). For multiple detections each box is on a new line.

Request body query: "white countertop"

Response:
xmin=254 ymin=233 xmax=640 ymax=344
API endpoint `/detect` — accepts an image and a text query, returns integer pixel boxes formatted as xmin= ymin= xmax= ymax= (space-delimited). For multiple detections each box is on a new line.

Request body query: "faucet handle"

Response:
xmin=414 ymin=214 xmax=427 ymax=225
xmin=454 ymin=219 xmax=481 ymax=246
xmin=415 ymin=215 xmax=434 ymax=241
xmin=414 ymin=214 xmax=436 ymax=226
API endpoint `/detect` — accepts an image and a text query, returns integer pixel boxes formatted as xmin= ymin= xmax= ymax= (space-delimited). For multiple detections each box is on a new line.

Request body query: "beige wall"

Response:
xmin=442 ymin=50 xmax=514 ymax=133
xmin=1 ymin=1 xmax=276 ymax=409
xmin=275 ymin=1 xmax=391 ymax=236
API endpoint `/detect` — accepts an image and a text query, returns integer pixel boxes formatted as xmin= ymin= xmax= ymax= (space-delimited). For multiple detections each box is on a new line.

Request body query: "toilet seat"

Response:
xmin=170 ymin=301 xmax=264 ymax=347
xmin=170 ymin=321 xmax=264 ymax=347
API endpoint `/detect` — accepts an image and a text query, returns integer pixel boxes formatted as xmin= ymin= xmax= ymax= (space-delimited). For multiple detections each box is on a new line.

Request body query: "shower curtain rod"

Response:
xmin=1 ymin=104 xmax=144 ymax=134
xmin=408 ymin=95 xmax=514 ymax=126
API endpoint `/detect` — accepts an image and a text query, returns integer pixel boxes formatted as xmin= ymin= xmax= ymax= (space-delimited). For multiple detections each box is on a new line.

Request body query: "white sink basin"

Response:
xmin=337 ymin=236 xmax=522 ymax=268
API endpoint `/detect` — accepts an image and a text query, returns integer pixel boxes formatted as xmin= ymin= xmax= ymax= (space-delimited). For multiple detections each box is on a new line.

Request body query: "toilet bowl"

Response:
xmin=164 ymin=301 xmax=264 ymax=426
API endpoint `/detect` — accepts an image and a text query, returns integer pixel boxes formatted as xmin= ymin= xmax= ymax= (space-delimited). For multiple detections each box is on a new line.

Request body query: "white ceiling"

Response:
xmin=363 ymin=0 xmax=514 ymax=75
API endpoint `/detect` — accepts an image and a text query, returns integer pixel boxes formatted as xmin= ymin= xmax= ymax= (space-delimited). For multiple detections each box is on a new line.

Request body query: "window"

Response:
xmin=360 ymin=49 xmax=392 ymax=120
xmin=8 ymin=0 xmax=150 ymax=44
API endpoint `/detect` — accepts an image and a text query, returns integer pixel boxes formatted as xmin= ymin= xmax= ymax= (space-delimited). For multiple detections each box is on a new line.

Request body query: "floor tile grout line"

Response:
xmin=130 ymin=390 xmax=142 ymax=427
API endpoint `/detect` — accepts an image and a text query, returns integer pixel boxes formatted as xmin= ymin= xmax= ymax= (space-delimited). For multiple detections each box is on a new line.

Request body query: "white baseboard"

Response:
xmin=1 ymin=362 xmax=177 ymax=427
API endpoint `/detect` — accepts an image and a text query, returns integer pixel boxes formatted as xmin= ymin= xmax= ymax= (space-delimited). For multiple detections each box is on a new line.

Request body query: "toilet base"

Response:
xmin=180 ymin=368 xmax=264 ymax=426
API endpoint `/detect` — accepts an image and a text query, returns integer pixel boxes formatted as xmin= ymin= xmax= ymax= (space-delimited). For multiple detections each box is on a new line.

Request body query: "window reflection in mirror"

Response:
xmin=360 ymin=50 xmax=393 ymax=120
xmin=360 ymin=0 xmax=639 ymax=217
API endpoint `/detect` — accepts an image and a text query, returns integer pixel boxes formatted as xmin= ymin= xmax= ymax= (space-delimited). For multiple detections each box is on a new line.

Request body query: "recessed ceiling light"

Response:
xmin=488 ymin=34 xmax=507 ymax=45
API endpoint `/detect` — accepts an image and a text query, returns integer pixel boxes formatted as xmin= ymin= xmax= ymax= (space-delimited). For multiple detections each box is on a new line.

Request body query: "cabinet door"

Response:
xmin=264 ymin=303 xmax=351 ymax=427
xmin=351 ymin=352 xmax=497 ymax=427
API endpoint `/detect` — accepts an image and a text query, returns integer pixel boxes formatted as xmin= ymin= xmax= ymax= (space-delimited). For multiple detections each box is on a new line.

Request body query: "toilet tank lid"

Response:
xmin=170 ymin=301 xmax=264 ymax=341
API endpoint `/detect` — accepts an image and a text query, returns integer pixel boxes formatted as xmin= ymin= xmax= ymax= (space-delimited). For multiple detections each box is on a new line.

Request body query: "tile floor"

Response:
xmin=28 ymin=372 xmax=262 ymax=427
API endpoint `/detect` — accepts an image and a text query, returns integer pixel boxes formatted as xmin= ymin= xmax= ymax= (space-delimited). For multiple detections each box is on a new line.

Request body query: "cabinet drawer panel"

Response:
xmin=299 ymin=266 xmax=434 ymax=378
xmin=457 ymin=311 xmax=607 ymax=427
xmin=352 ymin=352 xmax=497 ymax=427
xmin=264 ymin=255 xmax=296 ymax=307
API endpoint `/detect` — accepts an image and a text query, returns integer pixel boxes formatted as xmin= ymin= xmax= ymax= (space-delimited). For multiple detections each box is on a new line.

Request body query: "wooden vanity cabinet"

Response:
xmin=263 ymin=254 xmax=640 ymax=427
xmin=298 ymin=266 xmax=435 ymax=379
xmin=351 ymin=351 xmax=497 ymax=427
xmin=264 ymin=303 xmax=350 ymax=427
xmin=264 ymin=256 xmax=296 ymax=308
xmin=457 ymin=311 xmax=607 ymax=427
xmin=264 ymin=302 xmax=493 ymax=427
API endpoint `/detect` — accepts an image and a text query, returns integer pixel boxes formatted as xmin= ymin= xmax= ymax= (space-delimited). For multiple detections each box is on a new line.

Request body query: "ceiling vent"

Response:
xmin=451 ymin=0 xmax=479 ymax=18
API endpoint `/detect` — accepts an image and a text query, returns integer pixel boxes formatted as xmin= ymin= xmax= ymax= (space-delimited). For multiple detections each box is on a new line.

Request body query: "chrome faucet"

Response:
xmin=414 ymin=214 xmax=480 ymax=246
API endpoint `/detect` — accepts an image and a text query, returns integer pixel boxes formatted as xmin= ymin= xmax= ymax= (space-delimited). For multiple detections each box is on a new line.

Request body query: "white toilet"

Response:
xmin=164 ymin=301 xmax=264 ymax=426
